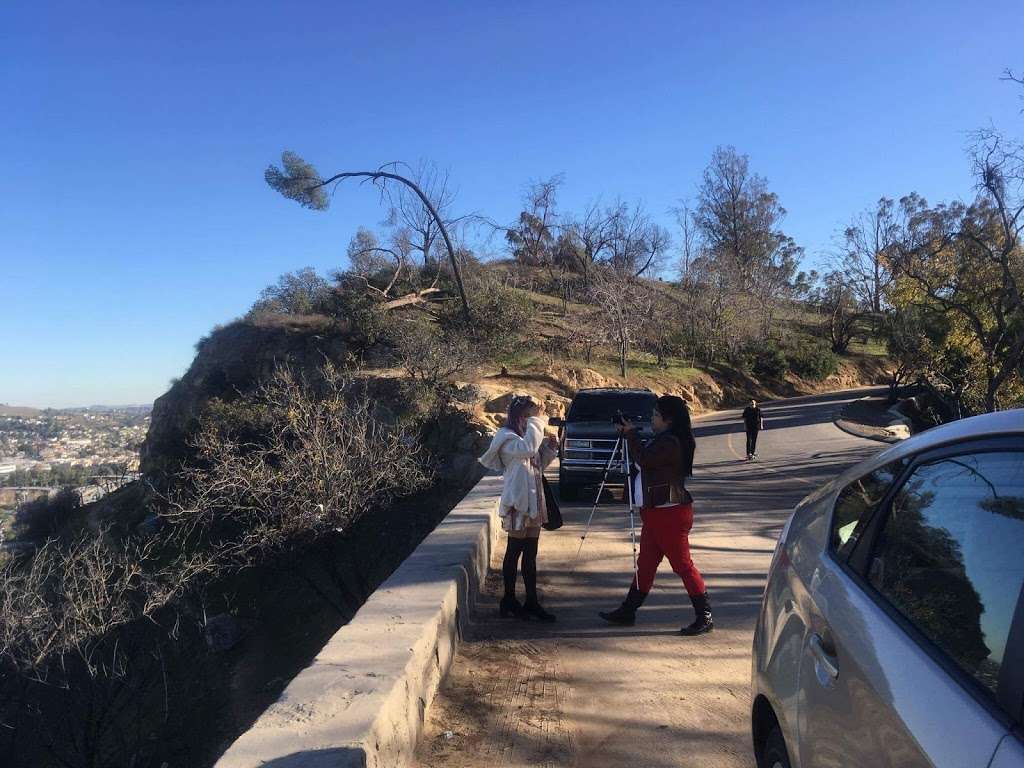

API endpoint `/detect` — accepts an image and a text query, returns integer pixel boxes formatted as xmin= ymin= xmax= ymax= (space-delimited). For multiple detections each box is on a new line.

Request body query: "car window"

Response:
xmin=830 ymin=461 xmax=903 ymax=559
xmin=566 ymin=393 xmax=655 ymax=422
xmin=868 ymin=451 xmax=1024 ymax=700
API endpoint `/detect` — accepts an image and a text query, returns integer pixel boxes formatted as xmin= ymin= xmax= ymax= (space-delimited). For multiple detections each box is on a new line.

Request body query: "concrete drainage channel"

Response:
xmin=215 ymin=474 xmax=503 ymax=768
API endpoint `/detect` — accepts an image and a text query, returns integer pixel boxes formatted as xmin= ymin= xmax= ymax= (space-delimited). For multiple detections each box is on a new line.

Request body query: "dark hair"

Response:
xmin=656 ymin=395 xmax=696 ymax=478
xmin=506 ymin=394 xmax=537 ymax=437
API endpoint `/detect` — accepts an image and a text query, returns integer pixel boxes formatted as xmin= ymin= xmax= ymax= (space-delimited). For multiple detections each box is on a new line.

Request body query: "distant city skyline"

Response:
xmin=2 ymin=1 xmax=1022 ymax=408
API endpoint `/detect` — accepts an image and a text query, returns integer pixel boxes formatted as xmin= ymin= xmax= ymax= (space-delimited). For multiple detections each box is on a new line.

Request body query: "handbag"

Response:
xmin=541 ymin=475 xmax=563 ymax=531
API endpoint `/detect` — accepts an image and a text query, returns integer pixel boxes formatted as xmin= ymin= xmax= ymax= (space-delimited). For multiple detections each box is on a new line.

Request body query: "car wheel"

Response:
xmin=761 ymin=725 xmax=792 ymax=768
xmin=559 ymin=481 xmax=579 ymax=502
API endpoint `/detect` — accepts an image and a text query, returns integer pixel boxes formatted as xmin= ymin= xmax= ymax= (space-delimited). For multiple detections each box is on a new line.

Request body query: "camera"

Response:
xmin=611 ymin=410 xmax=627 ymax=426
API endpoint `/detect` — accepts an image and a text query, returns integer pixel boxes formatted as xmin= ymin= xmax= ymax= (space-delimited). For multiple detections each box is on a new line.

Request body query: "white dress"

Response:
xmin=478 ymin=416 xmax=555 ymax=533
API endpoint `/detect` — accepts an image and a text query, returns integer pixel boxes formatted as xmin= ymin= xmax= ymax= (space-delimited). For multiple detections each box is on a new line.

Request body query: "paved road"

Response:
xmin=416 ymin=389 xmax=887 ymax=768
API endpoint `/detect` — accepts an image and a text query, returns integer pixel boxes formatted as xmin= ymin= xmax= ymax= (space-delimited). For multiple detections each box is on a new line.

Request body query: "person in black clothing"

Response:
xmin=742 ymin=399 xmax=764 ymax=460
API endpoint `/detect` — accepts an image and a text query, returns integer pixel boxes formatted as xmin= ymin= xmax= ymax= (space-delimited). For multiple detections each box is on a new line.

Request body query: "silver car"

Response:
xmin=752 ymin=410 xmax=1024 ymax=768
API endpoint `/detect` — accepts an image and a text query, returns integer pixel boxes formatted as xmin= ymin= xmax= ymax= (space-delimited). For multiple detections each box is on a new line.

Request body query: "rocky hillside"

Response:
xmin=141 ymin=313 xmax=492 ymax=484
xmin=142 ymin=315 xmax=347 ymax=476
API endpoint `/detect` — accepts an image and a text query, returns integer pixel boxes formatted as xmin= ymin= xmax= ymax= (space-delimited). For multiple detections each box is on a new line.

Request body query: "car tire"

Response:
xmin=559 ymin=481 xmax=580 ymax=502
xmin=761 ymin=725 xmax=792 ymax=768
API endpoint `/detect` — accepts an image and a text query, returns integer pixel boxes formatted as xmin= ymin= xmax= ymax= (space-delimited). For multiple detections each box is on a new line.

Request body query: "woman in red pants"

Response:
xmin=599 ymin=395 xmax=712 ymax=635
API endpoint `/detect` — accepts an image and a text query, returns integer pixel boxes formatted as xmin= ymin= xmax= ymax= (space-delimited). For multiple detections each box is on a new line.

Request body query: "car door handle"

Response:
xmin=809 ymin=633 xmax=839 ymax=682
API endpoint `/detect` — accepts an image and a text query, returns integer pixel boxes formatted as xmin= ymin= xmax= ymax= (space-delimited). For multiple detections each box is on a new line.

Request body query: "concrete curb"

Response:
xmin=833 ymin=394 xmax=912 ymax=444
xmin=833 ymin=417 xmax=902 ymax=444
xmin=214 ymin=474 xmax=503 ymax=768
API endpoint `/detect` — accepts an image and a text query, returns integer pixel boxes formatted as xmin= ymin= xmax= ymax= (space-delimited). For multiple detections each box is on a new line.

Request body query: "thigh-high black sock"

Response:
xmin=521 ymin=538 xmax=539 ymax=605
xmin=503 ymin=538 xmax=525 ymax=600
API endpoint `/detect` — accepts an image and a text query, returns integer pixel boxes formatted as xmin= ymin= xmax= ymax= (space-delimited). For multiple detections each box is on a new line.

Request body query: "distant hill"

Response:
xmin=0 ymin=404 xmax=152 ymax=417
xmin=64 ymin=405 xmax=153 ymax=414
xmin=0 ymin=405 xmax=42 ymax=418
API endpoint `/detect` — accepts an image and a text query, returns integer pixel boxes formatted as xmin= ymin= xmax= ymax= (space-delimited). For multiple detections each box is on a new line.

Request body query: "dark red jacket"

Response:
xmin=624 ymin=429 xmax=695 ymax=507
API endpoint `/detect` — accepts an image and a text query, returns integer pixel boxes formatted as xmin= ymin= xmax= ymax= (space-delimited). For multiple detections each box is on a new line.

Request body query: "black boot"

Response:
xmin=499 ymin=594 xmax=522 ymax=618
xmin=599 ymin=586 xmax=648 ymax=626
xmin=521 ymin=599 xmax=556 ymax=622
xmin=680 ymin=592 xmax=713 ymax=636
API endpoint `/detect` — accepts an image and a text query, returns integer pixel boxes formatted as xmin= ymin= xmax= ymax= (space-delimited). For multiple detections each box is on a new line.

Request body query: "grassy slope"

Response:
xmin=469 ymin=281 xmax=890 ymax=420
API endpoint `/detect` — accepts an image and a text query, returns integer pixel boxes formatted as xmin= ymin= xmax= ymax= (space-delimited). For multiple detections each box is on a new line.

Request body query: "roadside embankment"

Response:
xmin=215 ymin=474 xmax=502 ymax=768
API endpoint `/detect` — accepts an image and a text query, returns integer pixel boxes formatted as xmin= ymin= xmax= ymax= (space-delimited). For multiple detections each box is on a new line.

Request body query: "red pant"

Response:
xmin=632 ymin=503 xmax=706 ymax=597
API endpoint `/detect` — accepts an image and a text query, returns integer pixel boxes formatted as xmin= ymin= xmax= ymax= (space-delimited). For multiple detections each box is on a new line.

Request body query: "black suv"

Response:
xmin=550 ymin=388 xmax=656 ymax=501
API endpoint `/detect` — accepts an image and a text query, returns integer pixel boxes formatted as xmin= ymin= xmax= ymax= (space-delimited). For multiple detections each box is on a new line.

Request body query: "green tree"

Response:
xmin=889 ymin=130 xmax=1024 ymax=413
xmin=249 ymin=267 xmax=331 ymax=316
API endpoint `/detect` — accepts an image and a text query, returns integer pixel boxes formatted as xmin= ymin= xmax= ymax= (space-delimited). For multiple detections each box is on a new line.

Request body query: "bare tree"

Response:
xmin=559 ymin=200 xmax=669 ymax=282
xmin=672 ymin=200 xmax=702 ymax=282
xmin=505 ymin=175 xmax=563 ymax=272
xmin=1002 ymin=67 xmax=1024 ymax=111
xmin=836 ymin=197 xmax=899 ymax=313
xmin=562 ymin=201 xmax=617 ymax=283
xmin=344 ymin=227 xmax=411 ymax=300
xmin=265 ymin=152 xmax=471 ymax=319
xmin=588 ymin=269 xmax=653 ymax=377
xmin=567 ymin=308 xmax=607 ymax=364
xmin=812 ymin=271 xmax=866 ymax=353
xmin=694 ymin=146 xmax=802 ymax=338
xmin=641 ymin=290 xmax=688 ymax=367
xmin=606 ymin=202 xmax=671 ymax=278
xmin=686 ymin=248 xmax=763 ymax=364
xmin=382 ymin=161 xmax=465 ymax=285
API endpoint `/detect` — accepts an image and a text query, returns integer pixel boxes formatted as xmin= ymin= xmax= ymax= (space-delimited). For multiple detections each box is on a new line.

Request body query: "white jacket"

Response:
xmin=478 ymin=416 xmax=554 ymax=530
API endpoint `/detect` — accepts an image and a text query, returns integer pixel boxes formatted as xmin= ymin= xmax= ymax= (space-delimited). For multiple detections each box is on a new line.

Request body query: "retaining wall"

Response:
xmin=214 ymin=474 xmax=502 ymax=768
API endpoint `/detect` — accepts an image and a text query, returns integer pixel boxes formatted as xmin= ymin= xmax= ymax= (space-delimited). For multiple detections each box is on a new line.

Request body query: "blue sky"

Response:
xmin=1 ymin=1 xmax=1021 ymax=408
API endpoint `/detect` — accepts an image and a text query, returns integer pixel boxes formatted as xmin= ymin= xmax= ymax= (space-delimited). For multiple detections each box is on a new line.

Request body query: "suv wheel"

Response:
xmin=761 ymin=725 xmax=791 ymax=768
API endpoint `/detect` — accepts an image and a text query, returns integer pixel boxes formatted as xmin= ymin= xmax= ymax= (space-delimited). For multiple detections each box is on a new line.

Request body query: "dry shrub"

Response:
xmin=393 ymin=319 xmax=478 ymax=393
xmin=159 ymin=363 xmax=427 ymax=567
xmin=0 ymin=363 xmax=428 ymax=766
xmin=13 ymin=488 xmax=82 ymax=546
xmin=0 ymin=532 xmax=151 ymax=679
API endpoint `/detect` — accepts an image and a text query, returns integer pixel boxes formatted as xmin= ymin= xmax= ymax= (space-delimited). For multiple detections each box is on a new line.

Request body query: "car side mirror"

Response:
xmin=549 ymin=417 xmax=564 ymax=428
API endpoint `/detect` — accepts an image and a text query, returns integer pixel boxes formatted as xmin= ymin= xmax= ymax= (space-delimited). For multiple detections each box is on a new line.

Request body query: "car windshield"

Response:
xmin=567 ymin=393 xmax=656 ymax=422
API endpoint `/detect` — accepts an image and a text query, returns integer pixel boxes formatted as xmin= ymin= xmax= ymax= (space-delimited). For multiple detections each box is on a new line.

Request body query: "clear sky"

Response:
xmin=2 ymin=1 xmax=1021 ymax=408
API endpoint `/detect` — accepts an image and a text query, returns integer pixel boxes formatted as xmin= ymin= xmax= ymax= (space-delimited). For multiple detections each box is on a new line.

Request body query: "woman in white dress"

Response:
xmin=478 ymin=395 xmax=558 ymax=621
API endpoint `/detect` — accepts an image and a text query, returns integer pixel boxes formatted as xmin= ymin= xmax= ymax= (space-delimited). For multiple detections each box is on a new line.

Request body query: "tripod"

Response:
xmin=572 ymin=433 xmax=639 ymax=581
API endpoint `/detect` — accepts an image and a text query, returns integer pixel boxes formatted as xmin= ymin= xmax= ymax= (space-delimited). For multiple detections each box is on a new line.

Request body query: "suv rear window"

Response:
xmin=566 ymin=392 xmax=656 ymax=422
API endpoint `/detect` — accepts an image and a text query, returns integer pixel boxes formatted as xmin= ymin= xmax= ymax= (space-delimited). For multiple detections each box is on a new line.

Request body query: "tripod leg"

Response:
xmin=623 ymin=441 xmax=639 ymax=582
xmin=572 ymin=435 xmax=624 ymax=567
